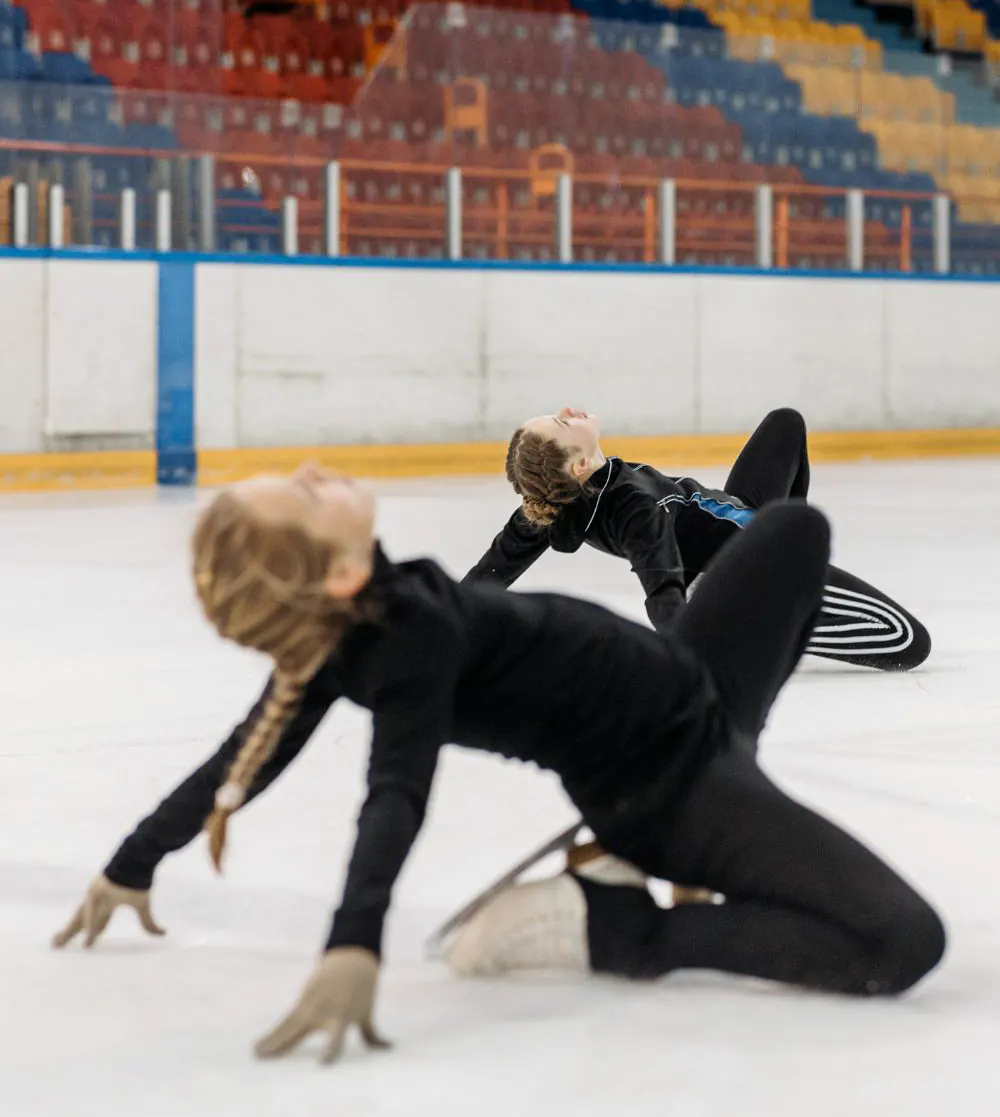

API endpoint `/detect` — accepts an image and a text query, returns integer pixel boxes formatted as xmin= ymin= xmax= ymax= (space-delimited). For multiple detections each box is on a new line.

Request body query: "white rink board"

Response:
xmin=199 ymin=263 xmax=1000 ymax=447
xmin=2 ymin=258 xmax=1000 ymax=454
xmin=0 ymin=259 xmax=45 ymax=452
xmin=44 ymin=259 xmax=158 ymax=439
xmin=0 ymin=458 xmax=997 ymax=1116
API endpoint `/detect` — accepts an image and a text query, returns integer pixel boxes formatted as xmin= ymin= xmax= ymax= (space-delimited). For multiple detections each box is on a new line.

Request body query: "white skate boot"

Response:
xmin=445 ymin=846 xmax=647 ymax=977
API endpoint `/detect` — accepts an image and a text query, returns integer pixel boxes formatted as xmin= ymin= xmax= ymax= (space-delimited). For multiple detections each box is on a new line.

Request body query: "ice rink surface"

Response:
xmin=1 ymin=458 xmax=998 ymax=1116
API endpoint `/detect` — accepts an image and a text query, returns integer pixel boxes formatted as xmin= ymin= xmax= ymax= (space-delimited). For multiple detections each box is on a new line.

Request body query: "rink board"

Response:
xmin=0 ymin=250 xmax=999 ymax=488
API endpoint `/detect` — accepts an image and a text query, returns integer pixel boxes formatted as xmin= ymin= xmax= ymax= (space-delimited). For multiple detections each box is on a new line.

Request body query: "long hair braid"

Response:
xmin=203 ymin=664 xmax=323 ymax=871
xmin=192 ymin=489 xmax=370 ymax=870
xmin=506 ymin=427 xmax=586 ymax=526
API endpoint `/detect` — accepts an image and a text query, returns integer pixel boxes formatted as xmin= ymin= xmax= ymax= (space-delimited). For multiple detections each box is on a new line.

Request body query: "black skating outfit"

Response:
xmin=103 ymin=503 xmax=944 ymax=996
xmin=466 ymin=409 xmax=930 ymax=671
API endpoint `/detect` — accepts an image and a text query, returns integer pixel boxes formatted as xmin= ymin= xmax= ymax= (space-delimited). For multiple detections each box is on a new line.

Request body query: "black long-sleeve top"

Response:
xmin=105 ymin=547 xmax=723 ymax=958
xmin=463 ymin=458 xmax=755 ymax=632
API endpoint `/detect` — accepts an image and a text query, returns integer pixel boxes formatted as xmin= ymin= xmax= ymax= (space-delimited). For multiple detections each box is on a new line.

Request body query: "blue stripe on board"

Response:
xmin=156 ymin=260 xmax=196 ymax=486
xmin=0 ymin=246 xmax=997 ymax=284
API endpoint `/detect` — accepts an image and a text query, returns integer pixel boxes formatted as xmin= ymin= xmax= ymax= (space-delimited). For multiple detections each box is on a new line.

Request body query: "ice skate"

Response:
xmin=446 ymin=847 xmax=647 ymax=977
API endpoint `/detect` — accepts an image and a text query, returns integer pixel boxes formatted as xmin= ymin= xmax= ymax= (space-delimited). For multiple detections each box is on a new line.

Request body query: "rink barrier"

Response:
xmin=4 ymin=251 xmax=1000 ymax=490
xmin=2 ymin=427 xmax=1000 ymax=492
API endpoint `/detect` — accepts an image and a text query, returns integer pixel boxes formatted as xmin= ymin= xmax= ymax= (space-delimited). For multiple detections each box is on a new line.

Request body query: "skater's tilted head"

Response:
xmin=191 ymin=463 xmax=378 ymax=868
xmin=507 ymin=408 xmax=605 ymax=525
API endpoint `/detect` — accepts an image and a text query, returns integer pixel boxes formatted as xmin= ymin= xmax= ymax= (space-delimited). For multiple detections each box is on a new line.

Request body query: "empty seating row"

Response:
xmin=863 ymin=119 xmax=1000 ymax=177
xmin=717 ymin=15 xmax=882 ymax=68
xmin=785 ymin=64 xmax=956 ymax=125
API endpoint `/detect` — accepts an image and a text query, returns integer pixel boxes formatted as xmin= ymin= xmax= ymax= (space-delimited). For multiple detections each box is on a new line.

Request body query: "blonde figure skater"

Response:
xmin=54 ymin=466 xmax=944 ymax=1063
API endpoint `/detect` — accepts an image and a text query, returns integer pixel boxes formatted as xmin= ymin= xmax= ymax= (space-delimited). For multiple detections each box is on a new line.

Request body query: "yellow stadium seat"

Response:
xmin=863 ymin=120 xmax=946 ymax=176
xmin=954 ymin=8 xmax=987 ymax=52
xmin=857 ymin=71 xmax=890 ymax=120
xmin=979 ymin=129 xmax=1000 ymax=174
xmin=931 ymin=4 xmax=986 ymax=52
xmin=773 ymin=0 xmax=811 ymax=19
xmin=784 ymin=63 xmax=852 ymax=114
xmin=947 ymin=175 xmax=1000 ymax=224
xmin=947 ymin=124 xmax=981 ymax=174
xmin=914 ymin=0 xmax=938 ymax=39
xmin=913 ymin=77 xmax=955 ymax=125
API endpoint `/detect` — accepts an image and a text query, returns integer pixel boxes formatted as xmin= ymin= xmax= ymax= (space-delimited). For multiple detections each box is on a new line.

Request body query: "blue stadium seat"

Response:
xmin=122 ymin=123 xmax=179 ymax=150
xmin=37 ymin=52 xmax=95 ymax=85
xmin=0 ymin=48 xmax=37 ymax=81
xmin=0 ymin=4 xmax=27 ymax=51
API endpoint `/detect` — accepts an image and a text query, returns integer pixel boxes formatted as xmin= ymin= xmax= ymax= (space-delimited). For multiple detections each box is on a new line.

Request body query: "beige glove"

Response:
xmin=52 ymin=875 xmax=166 ymax=949
xmin=255 ymin=947 xmax=391 ymax=1065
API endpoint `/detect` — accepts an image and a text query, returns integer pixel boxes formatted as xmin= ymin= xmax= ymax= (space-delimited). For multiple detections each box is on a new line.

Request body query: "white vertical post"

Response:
xmin=556 ymin=172 xmax=572 ymax=263
xmin=445 ymin=167 xmax=462 ymax=261
xmin=12 ymin=182 xmax=28 ymax=247
xmin=658 ymin=179 xmax=676 ymax=265
xmin=324 ymin=161 xmax=340 ymax=257
xmin=282 ymin=196 xmax=298 ymax=256
xmin=933 ymin=193 xmax=950 ymax=275
xmin=755 ymin=183 xmax=773 ymax=269
xmin=155 ymin=189 xmax=172 ymax=252
xmin=120 ymin=188 xmax=136 ymax=251
xmin=846 ymin=188 xmax=864 ymax=272
xmin=48 ymin=183 xmax=64 ymax=248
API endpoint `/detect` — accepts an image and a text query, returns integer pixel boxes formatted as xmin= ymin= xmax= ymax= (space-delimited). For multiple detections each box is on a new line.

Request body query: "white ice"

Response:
xmin=1 ymin=459 xmax=998 ymax=1116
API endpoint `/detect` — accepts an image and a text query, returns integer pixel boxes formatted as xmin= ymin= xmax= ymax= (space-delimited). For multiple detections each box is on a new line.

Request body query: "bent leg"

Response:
xmin=809 ymin=564 xmax=932 ymax=671
xmin=725 ymin=408 xmax=810 ymax=509
xmin=585 ymin=754 xmax=945 ymax=995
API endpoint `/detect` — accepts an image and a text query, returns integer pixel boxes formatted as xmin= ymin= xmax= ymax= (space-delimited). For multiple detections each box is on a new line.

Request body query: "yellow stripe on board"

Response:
xmin=0 ymin=451 xmax=155 ymax=492
xmin=200 ymin=426 xmax=1000 ymax=487
xmin=2 ymin=428 xmax=1000 ymax=492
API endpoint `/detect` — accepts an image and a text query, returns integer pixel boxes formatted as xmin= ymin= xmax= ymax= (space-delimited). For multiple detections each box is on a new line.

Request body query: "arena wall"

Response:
xmin=2 ymin=250 xmax=1000 ymax=489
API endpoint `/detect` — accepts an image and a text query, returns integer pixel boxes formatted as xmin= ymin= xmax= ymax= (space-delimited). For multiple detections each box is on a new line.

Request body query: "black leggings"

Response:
xmin=724 ymin=409 xmax=930 ymax=672
xmin=585 ymin=503 xmax=946 ymax=995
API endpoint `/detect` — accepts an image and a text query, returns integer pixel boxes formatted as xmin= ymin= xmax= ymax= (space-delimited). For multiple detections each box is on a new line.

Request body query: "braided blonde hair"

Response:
xmin=192 ymin=490 xmax=369 ymax=870
xmin=505 ymin=427 xmax=587 ymax=526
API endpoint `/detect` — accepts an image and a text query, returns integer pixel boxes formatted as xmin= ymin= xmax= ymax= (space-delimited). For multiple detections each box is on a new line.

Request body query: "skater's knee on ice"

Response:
xmin=871 ymin=901 xmax=946 ymax=994
xmin=763 ymin=408 xmax=807 ymax=442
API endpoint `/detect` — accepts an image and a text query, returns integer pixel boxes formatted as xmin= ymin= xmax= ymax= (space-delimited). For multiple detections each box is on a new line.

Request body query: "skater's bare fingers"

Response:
xmin=254 ymin=1012 xmax=315 ymax=1059
xmin=51 ymin=907 xmax=85 ymax=949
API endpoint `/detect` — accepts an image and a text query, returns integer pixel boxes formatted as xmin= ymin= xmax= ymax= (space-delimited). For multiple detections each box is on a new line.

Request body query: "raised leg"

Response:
xmin=674 ymin=501 xmax=828 ymax=738
xmin=725 ymin=408 xmax=810 ymax=509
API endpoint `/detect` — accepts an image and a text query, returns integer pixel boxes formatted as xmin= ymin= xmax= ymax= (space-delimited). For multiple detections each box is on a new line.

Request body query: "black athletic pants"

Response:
xmin=583 ymin=503 xmax=946 ymax=995
xmin=724 ymin=408 xmax=930 ymax=671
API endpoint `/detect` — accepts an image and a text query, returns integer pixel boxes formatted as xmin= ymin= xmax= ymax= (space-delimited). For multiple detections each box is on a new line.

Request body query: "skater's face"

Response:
xmin=522 ymin=408 xmax=602 ymax=476
xmin=234 ymin=464 xmax=376 ymax=597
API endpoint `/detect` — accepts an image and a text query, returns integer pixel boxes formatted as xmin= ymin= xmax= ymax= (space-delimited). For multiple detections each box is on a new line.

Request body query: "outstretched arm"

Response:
xmin=103 ymin=673 xmax=339 ymax=890
xmin=54 ymin=673 xmax=340 ymax=949
xmin=462 ymin=508 xmax=550 ymax=588
xmin=613 ymin=489 xmax=689 ymax=633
